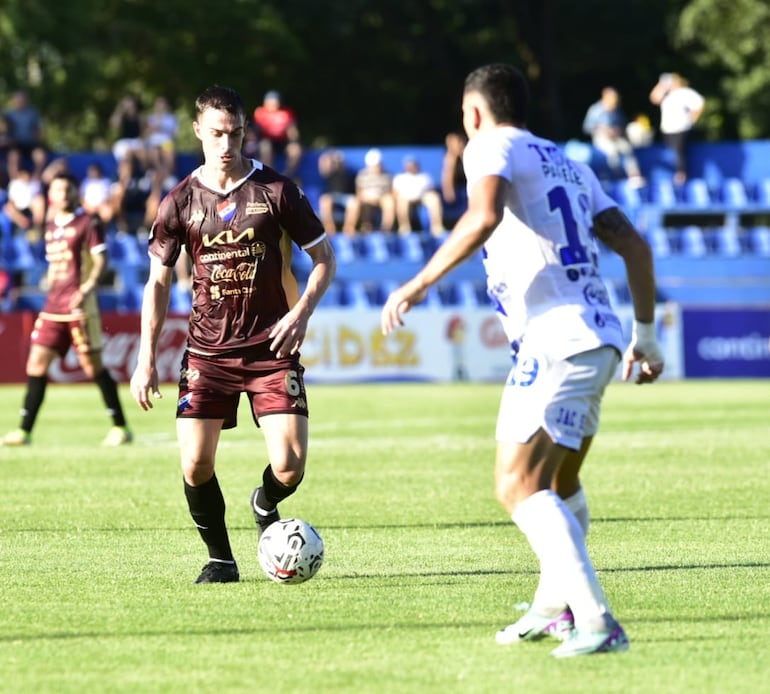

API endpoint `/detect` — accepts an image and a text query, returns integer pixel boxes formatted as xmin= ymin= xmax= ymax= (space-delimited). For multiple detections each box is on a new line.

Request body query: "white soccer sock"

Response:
xmin=513 ymin=489 xmax=612 ymax=631
xmin=563 ymin=487 xmax=589 ymax=536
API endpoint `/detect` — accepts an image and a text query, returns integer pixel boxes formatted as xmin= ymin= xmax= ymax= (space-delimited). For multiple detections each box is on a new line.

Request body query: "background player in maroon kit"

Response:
xmin=129 ymin=85 xmax=336 ymax=584
xmin=2 ymin=173 xmax=133 ymax=447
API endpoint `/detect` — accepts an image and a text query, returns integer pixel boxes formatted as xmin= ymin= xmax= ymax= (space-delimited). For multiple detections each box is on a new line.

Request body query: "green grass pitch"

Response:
xmin=0 ymin=379 xmax=768 ymax=693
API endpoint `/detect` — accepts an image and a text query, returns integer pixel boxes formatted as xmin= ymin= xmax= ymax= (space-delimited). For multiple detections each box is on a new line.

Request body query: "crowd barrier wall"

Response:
xmin=0 ymin=303 xmax=698 ymax=384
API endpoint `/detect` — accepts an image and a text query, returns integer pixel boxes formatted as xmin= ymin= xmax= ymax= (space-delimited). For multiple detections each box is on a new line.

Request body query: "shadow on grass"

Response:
xmin=2 ymin=611 xmax=769 ymax=644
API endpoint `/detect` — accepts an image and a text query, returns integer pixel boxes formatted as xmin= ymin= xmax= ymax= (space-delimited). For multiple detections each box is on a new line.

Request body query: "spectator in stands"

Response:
xmin=441 ymin=131 xmax=468 ymax=226
xmin=317 ymin=148 xmax=359 ymax=235
xmin=3 ymin=90 xmax=47 ymax=180
xmin=354 ymin=148 xmax=395 ymax=232
xmin=144 ymin=96 xmax=179 ymax=186
xmin=2 ymin=161 xmax=42 ymax=233
xmin=252 ymin=90 xmax=302 ymax=179
xmin=626 ymin=113 xmax=654 ymax=148
xmin=80 ymin=161 xmax=116 ymax=225
xmin=1 ymin=172 xmax=132 ymax=447
xmin=582 ymin=87 xmax=645 ymax=187
xmin=109 ymin=94 xmax=146 ymax=179
xmin=0 ymin=113 xmax=12 ymax=188
xmin=649 ymin=73 xmax=705 ymax=186
xmin=392 ymin=155 xmax=444 ymax=236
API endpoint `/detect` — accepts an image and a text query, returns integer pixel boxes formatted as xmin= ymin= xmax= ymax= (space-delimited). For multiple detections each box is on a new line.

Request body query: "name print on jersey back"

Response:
xmin=527 ymin=142 xmax=585 ymax=186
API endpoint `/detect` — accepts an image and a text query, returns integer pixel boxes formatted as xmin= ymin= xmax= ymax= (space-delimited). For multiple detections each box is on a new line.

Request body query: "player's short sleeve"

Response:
xmin=574 ymin=161 xmax=618 ymax=217
xmin=463 ymin=130 xmax=513 ymax=193
xmin=147 ymin=188 xmax=185 ymax=267
xmin=86 ymin=215 xmax=107 ymax=254
xmin=278 ymin=180 xmax=326 ymax=250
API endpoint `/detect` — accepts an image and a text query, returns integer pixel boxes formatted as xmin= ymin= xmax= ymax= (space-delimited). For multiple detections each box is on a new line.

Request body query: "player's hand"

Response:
xmin=269 ymin=310 xmax=309 ymax=359
xmin=130 ymin=363 xmax=162 ymax=410
xmin=380 ymin=278 xmax=428 ymax=334
xmin=622 ymin=320 xmax=664 ymax=384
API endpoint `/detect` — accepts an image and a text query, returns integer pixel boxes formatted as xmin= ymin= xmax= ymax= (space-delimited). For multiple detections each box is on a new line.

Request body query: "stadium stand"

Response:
xmin=1 ymin=141 xmax=769 ymax=312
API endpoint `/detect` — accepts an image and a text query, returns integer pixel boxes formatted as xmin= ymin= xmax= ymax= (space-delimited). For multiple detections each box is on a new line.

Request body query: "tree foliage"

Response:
xmin=0 ymin=0 xmax=763 ymax=153
xmin=677 ymin=0 xmax=770 ymax=139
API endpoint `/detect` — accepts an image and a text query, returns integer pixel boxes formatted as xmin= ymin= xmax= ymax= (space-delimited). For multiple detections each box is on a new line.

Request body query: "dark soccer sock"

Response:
xmin=93 ymin=369 xmax=128 ymax=427
xmin=184 ymin=475 xmax=234 ymax=562
xmin=20 ymin=375 xmax=47 ymax=433
xmin=255 ymin=464 xmax=302 ymax=512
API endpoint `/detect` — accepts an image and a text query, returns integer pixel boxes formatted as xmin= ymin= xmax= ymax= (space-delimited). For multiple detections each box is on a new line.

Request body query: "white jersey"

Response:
xmin=464 ymin=126 xmax=625 ymax=360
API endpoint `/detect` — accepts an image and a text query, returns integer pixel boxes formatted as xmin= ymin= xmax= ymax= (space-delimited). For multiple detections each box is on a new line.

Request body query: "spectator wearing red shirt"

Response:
xmin=252 ymin=90 xmax=302 ymax=179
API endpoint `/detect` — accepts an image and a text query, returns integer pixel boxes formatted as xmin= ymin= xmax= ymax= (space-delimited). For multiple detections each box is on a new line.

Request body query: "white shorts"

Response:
xmin=496 ymin=345 xmax=620 ymax=450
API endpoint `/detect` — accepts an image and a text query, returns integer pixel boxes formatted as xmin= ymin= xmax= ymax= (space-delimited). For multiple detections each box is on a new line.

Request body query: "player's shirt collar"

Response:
xmin=192 ymin=158 xmax=263 ymax=195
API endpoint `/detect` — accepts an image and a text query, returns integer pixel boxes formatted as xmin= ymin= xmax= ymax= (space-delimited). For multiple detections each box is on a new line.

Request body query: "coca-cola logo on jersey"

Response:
xmin=48 ymin=316 xmax=189 ymax=383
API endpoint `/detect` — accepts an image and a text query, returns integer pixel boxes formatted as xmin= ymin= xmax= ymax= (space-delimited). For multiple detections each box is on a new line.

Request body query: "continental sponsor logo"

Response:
xmin=189 ymin=210 xmax=205 ymax=224
xmin=200 ymin=241 xmax=266 ymax=264
xmin=202 ymin=227 xmax=256 ymax=247
xmin=246 ymin=201 xmax=269 ymax=215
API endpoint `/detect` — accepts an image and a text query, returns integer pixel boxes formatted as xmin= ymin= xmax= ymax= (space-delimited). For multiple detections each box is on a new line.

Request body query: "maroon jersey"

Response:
xmin=42 ymin=211 xmax=106 ymax=317
xmin=149 ymin=161 xmax=325 ymax=355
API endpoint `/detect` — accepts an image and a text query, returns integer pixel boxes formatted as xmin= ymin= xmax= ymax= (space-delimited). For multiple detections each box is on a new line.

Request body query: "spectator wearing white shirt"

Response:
xmin=392 ymin=155 xmax=444 ymax=236
xmin=649 ymin=73 xmax=705 ymax=186
xmin=3 ymin=161 xmax=42 ymax=232
xmin=80 ymin=161 xmax=116 ymax=224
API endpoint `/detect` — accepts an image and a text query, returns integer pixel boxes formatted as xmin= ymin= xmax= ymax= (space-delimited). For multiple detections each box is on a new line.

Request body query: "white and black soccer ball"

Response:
xmin=258 ymin=518 xmax=324 ymax=584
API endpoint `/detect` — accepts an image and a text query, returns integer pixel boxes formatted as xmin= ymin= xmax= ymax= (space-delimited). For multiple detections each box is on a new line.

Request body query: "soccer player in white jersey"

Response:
xmin=381 ymin=63 xmax=664 ymax=657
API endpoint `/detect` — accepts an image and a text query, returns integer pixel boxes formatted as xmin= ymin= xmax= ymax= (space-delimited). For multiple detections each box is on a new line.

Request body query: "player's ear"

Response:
xmin=192 ymin=120 xmax=201 ymax=140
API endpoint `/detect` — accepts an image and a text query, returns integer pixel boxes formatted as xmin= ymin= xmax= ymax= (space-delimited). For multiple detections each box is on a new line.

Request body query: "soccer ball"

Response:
xmin=258 ymin=518 xmax=324 ymax=584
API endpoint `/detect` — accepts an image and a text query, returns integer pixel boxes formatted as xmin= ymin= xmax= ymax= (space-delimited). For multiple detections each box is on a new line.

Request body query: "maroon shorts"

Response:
xmin=31 ymin=312 xmax=103 ymax=358
xmin=177 ymin=349 xmax=309 ymax=429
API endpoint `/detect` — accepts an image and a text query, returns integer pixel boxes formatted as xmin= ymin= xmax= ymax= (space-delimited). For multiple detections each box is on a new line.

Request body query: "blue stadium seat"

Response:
xmin=722 ymin=178 xmax=748 ymax=207
xmin=440 ymin=280 xmax=483 ymax=308
xmin=391 ymin=233 xmax=424 ymax=262
xmin=681 ymin=225 xmax=708 ymax=257
xmin=644 ymin=227 xmax=673 ymax=258
xmin=317 ymin=280 xmax=343 ymax=307
xmin=613 ymin=179 xmax=644 ymax=211
xmin=13 ymin=290 xmax=46 ymax=312
xmin=358 ymin=231 xmax=390 ymax=263
xmin=0 ymin=210 xmax=12 ymax=242
xmin=339 ymin=280 xmax=370 ymax=308
xmin=754 ymin=178 xmax=770 ymax=206
xmin=108 ymin=232 xmax=146 ymax=291
xmin=329 ymin=234 xmax=356 ymax=264
xmin=169 ymin=283 xmax=192 ymax=314
xmin=684 ymin=178 xmax=712 ymax=208
xmin=714 ymin=226 xmax=742 ymax=257
xmin=2 ymin=234 xmax=35 ymax=273
xmin=749 ymin=226 xmax=770 ymax=256
xmin=98 ymin=288 xmax=120 ymax=311
xmin=650 ymin=178 xmax=678 ymax=208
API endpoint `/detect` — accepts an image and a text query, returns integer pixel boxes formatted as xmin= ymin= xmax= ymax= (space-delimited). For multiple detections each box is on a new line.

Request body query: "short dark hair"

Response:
xmin=464 ymin=63 xmax=529 ymax=125
xmin=195 ymin=85 xmax=245 ymax=121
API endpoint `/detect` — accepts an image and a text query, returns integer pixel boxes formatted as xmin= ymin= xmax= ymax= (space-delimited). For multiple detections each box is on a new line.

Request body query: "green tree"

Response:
xmin=677 ymin=0 xmax=770 ymax=139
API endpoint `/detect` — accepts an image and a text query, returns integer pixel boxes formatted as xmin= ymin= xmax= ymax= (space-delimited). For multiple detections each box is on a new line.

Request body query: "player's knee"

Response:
xmin=182 ymin=459 xmax=215 ymax=486
xmin=271 ymin=462 xmax=305 ymax=488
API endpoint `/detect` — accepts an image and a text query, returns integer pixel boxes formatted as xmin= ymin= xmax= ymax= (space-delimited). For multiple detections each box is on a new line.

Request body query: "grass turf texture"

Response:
xmin=0 ymin=379 xmax=767 ymax=693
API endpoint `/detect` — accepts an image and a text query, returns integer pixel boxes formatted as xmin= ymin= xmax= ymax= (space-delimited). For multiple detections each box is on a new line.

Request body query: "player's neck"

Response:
xmin=53 ymin=210 xmax=76 ymax=227
xmin=200 ymin=157 xmax=252 ymax=193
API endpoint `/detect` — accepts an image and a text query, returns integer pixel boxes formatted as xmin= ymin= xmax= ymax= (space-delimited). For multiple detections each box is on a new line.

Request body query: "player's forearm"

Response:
xmin=297 ymin=255 xmax=336 ymax=317
xmin=138 ymin=281 xmax=172 ymax=363
xmin=622 ymin=241 xmax=656 ymax=324
xmin=415 ymin=212 xmax=491 ymax=289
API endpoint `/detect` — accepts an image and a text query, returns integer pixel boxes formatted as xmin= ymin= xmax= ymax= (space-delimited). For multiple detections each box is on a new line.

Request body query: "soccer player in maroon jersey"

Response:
xmin=2 ymin=173 xmax=133 ymax=447
xmin=129 ymin=85 xmax=336 ymax=584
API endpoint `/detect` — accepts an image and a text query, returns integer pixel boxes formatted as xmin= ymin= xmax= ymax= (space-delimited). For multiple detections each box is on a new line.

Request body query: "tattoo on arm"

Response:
xmin=593 ymin=207 xmax=637 ymax=250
